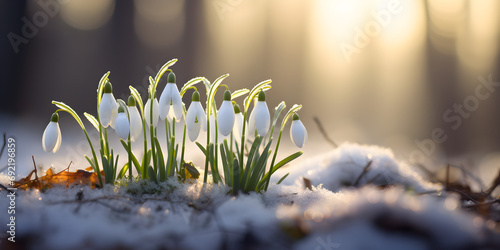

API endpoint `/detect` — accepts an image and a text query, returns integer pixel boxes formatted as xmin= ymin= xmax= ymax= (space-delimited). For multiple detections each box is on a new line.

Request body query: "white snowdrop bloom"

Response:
xmin=98 ymin=82 xmax=118 ymax=128
xmin=144 ymin=97 xmax=159 ymax=127
xmin=186 ymin=91 xmax=207 ymax=142
xmin=128 ymin=96 xmax=143 ymax=142
xmin=290 ymin=113 xmax=307 ymax=148
xmin=114 ymin=106 xmax=130 ymax=140
xmin=233 ymin=104 xmax=245 ymax=143
xmin=158 ymin=72 xmax=183 ymax=122
xmin=42 ymin=113 xmax=62 ymax=153
xmin=210 ymin=114 xmax=227 ymax=144
xmin=217 ymin=90 xmax=235 ymax=137
xmin=248 ymin=90 xmax=270 ymax=137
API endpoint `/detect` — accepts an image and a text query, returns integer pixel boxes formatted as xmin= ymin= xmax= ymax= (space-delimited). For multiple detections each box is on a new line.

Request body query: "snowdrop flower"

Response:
xmin=42 ymin=113 xmax=62 ymax=153
xmin=114 ymin=106 xmax=130 ymax=140
xmin=98 ymin=82 xmax=118 ymax=128
xmin=290 ymin=113 xmax=307 ymax=148
xmin=186 ymin=91 xmax=206 ymax=142
xmin=217 ymin=90 xmax=235 ymax=137
xmin=128 ymin=96 xmax=143 ymax=142
xmin=159 ymin=72 xmax=183 ymax=122
xmin=233 ymin=103 xmax=244 ymax=143
xmin=210 ymin=114 xmax=227 ymax=143
xmin=144 ymin=97 xmax=159 ymax=127
xmin=248 ymin=90 xmax=270 ymax=137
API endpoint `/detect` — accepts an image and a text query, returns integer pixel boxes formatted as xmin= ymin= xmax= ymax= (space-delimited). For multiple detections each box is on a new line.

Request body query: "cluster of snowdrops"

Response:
xmin=41 ymin=59 xmax=307 ymax=193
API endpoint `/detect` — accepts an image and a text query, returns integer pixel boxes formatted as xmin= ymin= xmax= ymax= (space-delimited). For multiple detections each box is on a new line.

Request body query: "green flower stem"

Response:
xmin=239 ymin=111 xmax=248 ymax=175
xmin=204 ymin=114 xmax=210 ymax=183
xmin=265 ymin=129 xmax=283 ymax=190
xmin=83 ymin=128 xmax=103 ymax=187
xmin=180 ymin=107 xmax=187 ymax=170
xmin=149 ymin=98 xmax=157 ymax=178
xmin=171 ymin=117 xmax=176 ymax=175
xmin=141 ymin=122 xmax=147 ymax=178
xmin=53 ymin=102 xmax=104 ymax=188
xmin=104 ymin=127 xmax=110 ymax=157
xmin=150 ymin=123 xmax=156 ymax=177
xmin=128 ymin=135 xmax=132 ymax=181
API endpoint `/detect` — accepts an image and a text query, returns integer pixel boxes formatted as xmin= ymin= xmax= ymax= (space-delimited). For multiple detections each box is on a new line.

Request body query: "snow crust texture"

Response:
xmin=0 ymin=143 xmax=498 ymax=250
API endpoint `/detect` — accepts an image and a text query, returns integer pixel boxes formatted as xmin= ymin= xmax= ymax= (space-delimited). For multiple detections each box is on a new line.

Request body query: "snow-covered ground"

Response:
xmin=1 ymin=143 xmax=499 ymax=249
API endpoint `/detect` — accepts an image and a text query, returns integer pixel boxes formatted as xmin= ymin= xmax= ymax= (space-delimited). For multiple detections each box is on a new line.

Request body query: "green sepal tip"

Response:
xmin=292 ymin=113 xmax=300 ymax=121
xmin=258 ymin=90 xmax=266 ymax=101
xmin=103 ymin=82 xmax=112 ymax=94
xmin=233 ymin=103 xmax=241 ymax=114
xmin=50 ymin=112 xmax=59 ymax=122
xmin=192 ymin=91 xmax=200 ymax=102
xmin=223 ymin=90 xmax=231 ymax=101
xmin=118 ymin=106 xmax=125 ymax=113
xmin=128 ymin=95 xmax=136 ymax=107
xmin=167 ymin=72 xmax=176 ymax=83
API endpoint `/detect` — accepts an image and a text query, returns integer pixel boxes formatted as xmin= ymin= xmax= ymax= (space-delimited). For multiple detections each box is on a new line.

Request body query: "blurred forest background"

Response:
xmin=1 ymin=0 xmax=500 ymax=172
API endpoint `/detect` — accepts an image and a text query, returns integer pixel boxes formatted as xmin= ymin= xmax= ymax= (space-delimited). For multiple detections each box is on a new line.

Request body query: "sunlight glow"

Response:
xmin=61 ymin=0 xmax=115 ymax=30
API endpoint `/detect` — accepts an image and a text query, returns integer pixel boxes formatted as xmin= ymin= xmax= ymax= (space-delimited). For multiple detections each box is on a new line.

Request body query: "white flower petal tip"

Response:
xmin=159 ymin=81 xmax=183 ymax=122
xmin=249 ymin=101 xmax=270 ymax=137
xmin=217 ymin=100 xmax=235 ymax=137
xmin=233 ymin=112 xmax=244 ymax=143
xmin=145 ymin=98 xmax=160 ymax=127
xmin=114 ymin=112 xmax=130 ymax=140
xmin=290 ymin=118 xmax=307 ymax=148
xmin=186 ymin=101 xmax=206 ymax=142
xmin=128 ymin=106 xmax=143 ymax=142
xmin=98 ymin=93 xmax=118 ymax=128
xmin=42 ymin=121 xmax=62 ymax=153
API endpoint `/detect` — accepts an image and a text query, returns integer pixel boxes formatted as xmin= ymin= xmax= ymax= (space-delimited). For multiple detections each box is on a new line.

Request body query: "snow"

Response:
xmin=1 ymin=143 xmax=498 ymax=249
xmin=277 ymin=142 xmax=441 ymax=193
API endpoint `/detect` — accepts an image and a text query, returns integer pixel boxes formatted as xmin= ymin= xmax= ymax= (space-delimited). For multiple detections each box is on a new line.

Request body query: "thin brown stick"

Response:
xmin=32 ymin=156 xmax=38 ymax=180
xmin=354 ymin=160 xmax=372 ymax=187
xmin=313 ymin=117 xmax=337 ymax=148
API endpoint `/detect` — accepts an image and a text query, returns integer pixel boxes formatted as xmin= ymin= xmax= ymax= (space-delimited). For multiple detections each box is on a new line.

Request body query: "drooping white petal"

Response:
xmin=233 ymin=112 xmax=244 ymax=143
xmin=98 ymin=93 xmax=117 ymax=128
xmin=170 ymin=85 xmax=183 ymax=122
xmin=128 ymin=106 xmax=142 ymax=142
xmin=159 ymin=83 xmax=183 ymax=122
xmin=109 ymin=102 xmax=119 ymax=129
xmin=144 ymin=98 xmax=160 ymax=127
xmin=186 ymin=101 xmax=205 ymax=142
xmin=197 ymin=105 xmax=207 ymax=132
xmin=114 ymin=113 xmax=130 ymax=140
xmin=158 ymin=83 xmax=173 ymax=120
xmin=42 ymin=121 xmax=62 ymax=153
xmin=187 ymin=119 xmax=201 ymax=142
xmin=217 ymin=100 xmax=235 ymax=136
xmin=249 ymin=101 xmax=270 ymax=137
xmin=290 ymin=119 xmax=308 ymax=148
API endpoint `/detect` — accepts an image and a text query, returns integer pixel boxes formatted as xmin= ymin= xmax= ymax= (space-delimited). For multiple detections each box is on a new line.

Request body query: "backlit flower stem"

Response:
xmin=128 ymin=134 xmax=132 ymax=181
xmin=83 ymin=128 xmax=103 ymax=187
xmin=53 ymin=102 xmax=104 ymax=188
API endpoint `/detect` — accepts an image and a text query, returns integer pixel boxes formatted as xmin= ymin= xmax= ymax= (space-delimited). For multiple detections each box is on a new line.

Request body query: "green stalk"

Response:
xmin=204 ymin=112 xmax=210 ymax=183
xmin=128 ymin=134 xmax=132 ymax=181
xmin=239 ymin=111 xmax=248 ymax=174
xmin=265 ymin=129 xmax=283 ymax=190
xmin=83 ymin=129 xmax=103 ymax=187
xmin=180 ymin=117 xmax=187 ymax=166
xmin=104 ymin=127 xmax=110 ymax=157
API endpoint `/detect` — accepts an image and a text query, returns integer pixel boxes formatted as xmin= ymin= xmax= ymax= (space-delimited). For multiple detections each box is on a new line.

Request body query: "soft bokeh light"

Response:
xmin=60 ymin=0 xmax=115 ymax=30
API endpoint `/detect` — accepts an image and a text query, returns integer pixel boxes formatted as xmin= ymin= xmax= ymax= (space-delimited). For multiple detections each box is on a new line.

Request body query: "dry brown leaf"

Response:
xmin=13 ymin=167 xmax=104 ymax=190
